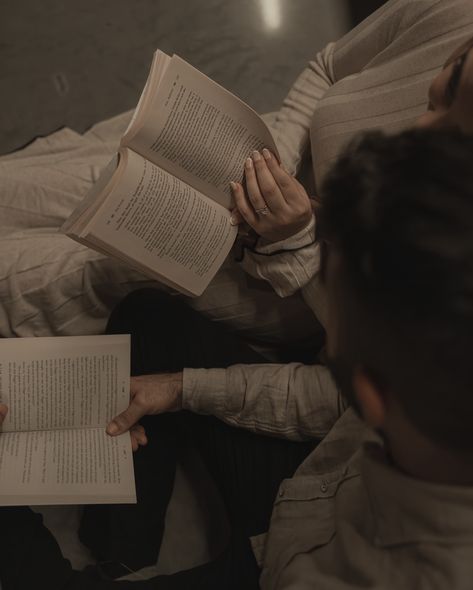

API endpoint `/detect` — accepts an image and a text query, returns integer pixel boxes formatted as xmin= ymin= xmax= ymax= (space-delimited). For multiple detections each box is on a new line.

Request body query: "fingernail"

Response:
xmin=230 ymin=181 xmax=237 ymax=191
xmin=252 ymin=150 xmax=261 ymax=162
xmin=262 ymin=148 xmax=271 ymax=161
xmin=245 ymin=157 xmax=253 ymax=169
xmin=107 ymin=422 xmax=118 ymax=435
xmin=230 ymin=216 xmax=238 ymax=226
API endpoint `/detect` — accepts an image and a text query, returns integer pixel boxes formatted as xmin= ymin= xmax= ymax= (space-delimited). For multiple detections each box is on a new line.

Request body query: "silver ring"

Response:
xmin=255 ymin=206 xmax=270 ymax=216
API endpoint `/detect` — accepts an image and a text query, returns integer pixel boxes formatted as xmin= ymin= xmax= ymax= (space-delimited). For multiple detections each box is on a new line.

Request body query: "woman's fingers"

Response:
xmin=309 ymin=195 xmax=323 ymax=214
xmin=231 ymin=149 xmax=313 ymax=242
xmin=231 ymin=181 xmax=259 ymax=228
xmin=244 ymin=156 xmax=269 ymax=214
xmin=250 ymin=150 xmax=286 ymax=212
xmin=230 ymin=208 xmax=244 ymax=226
xmin=262 ymin=150 xmax=305 ymax=205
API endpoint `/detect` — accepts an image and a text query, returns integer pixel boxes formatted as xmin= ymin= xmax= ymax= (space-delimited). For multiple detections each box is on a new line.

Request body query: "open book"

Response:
xmin=0 ymin=335 xmax=135 ymax=506
xmin=62 ymin=50 xmax=279 ymax=296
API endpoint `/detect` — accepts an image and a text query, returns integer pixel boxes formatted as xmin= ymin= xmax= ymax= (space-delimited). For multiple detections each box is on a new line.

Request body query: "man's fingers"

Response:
xmin=130 ymin=425 xmax=148 ymax=452
xmin=131 ymin=424 xmax=148 ymax=446
xmin=131 ymin=424 xmax=148 ymax=452
xmin=107 ymin=399 xmax=146 ymax=436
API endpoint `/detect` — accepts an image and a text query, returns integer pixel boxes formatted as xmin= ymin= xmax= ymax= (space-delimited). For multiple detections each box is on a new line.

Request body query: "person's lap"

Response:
xmin=0 ymin=228 xmax=318 ymax=355
xmin=0 ymin=289 xmax=317 ymax=590
xmin=0 ymin=113 xmax=319 ymax=357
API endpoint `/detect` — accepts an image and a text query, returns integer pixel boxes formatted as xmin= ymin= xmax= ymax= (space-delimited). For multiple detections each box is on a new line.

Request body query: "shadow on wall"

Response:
xmin=349 ymin=0 xmax=387 ymax=25
xmin=0 ymin=0 xmax=351 ymax=156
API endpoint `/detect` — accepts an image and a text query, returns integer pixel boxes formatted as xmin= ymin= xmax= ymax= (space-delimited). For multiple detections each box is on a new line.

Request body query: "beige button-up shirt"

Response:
xmin=182 ymin=376 xmax=473 ymax=588
xmin=182 ymin=1 xmax=473 ymax=587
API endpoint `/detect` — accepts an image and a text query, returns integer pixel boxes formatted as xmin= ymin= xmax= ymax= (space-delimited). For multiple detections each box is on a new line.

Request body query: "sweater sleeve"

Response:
xmin=270 ymin=40 xmax=336 ymax=177
xmin=182 ymin=362 xmax=347 ymax=441
xmin=240 ymin=0 xmax=453 ymax=296
xmin=271 ymin=0 xmax=448 ymax=174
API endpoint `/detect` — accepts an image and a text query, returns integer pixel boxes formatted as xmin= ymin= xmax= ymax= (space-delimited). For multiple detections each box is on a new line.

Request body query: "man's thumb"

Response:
xmin=107 ymin=402 xmax=144 ymax=436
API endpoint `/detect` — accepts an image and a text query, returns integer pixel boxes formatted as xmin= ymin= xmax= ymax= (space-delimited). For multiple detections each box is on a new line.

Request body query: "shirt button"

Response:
xmin=320 ymin=483 xmax=328 ymax=493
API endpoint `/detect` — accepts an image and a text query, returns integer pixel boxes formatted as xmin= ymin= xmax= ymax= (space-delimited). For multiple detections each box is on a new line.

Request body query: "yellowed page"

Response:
xmin=0 ymin=335 xmax=130 ymax=433
xmin=84 ymin=148 xmax=237 ymax=297
xmin=124 ymin=54 xmax=279 ymax=209
xmin=0 ymin=429 xmax=135 ymax=505
xmin=0 ymin=334 xmax=136 ymax=505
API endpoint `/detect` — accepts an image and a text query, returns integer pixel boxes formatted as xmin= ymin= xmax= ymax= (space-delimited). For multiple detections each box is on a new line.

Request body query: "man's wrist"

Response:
xmin=175 ymin=372 xmax=184 ymax=410
xmin=182 ymin=368 xmax=227 ymax=415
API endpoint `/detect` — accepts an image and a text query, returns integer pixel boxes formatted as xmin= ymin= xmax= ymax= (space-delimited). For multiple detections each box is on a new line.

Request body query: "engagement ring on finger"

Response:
xmin=255 ymin=206 xmax=270 ymax=216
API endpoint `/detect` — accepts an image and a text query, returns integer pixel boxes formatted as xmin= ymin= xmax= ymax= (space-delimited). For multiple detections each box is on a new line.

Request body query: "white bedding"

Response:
xmin=0 ymin=111 xmax=159 ymax=338
xmin=0 ymin=110 xmax=315 ymax=349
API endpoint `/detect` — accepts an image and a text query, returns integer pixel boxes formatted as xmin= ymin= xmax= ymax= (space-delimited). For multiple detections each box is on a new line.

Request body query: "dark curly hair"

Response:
xmin=320 ymin=128 xmax=473 ymax=452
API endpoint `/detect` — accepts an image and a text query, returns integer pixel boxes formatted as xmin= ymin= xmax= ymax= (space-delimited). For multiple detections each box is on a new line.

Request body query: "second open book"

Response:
xmin=0 ymin=335 xmax=135 ymax=505
xmin=63 ymin=50 xmax=279 ymax=296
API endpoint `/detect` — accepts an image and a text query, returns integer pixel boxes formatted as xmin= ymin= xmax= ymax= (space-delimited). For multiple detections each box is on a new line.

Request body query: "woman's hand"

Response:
xmin=230 ymin=149 xmax=313 ymax=242
xmin=106 ymin=373 xmax=183 ymax=451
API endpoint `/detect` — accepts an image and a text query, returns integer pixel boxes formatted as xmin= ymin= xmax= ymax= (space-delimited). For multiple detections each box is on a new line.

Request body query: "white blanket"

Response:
xmin=0 ymin=111 xmax=314 ymax=349
xmin=0 ymin=111 xmax=158 ymax=338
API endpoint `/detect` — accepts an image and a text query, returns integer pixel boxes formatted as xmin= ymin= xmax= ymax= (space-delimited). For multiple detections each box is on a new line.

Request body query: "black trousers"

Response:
xmin=0 ymin=290 xmax=316 ymax=590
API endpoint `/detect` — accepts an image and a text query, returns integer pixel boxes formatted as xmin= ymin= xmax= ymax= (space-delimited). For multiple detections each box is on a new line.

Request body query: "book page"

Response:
xmin=0 ymin=428 xmax=135 ymax=505
xmin=122 ymin=50 xmax=171 ymax=139
xmin=124 ymin=54 xmax=279 ymax=209
xmin=0 ymin=335 xmax=130 ymax=433
xmin=84 ymin=148 xmax=237 ymax=297
xmin=61 ymin=155 xmax=119 ymax=235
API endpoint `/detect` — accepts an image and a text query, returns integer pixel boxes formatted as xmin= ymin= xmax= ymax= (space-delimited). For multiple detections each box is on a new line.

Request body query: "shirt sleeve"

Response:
xmin=182 ymin=362 xmax=347 ymax=441
xmin=238 ymin=215 xmax=320 ymax=297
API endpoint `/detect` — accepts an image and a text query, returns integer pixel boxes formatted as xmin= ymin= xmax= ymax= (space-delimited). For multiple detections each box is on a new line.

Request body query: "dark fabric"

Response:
xmin=0 ymin=290 xmax=316 ymax=590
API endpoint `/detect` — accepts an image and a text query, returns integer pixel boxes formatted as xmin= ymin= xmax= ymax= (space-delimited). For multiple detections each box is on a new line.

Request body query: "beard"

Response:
xmin=325 ymin=355 xmax=363 ymax=418
xmin=326 ymin=354 xmax=390 ymax=451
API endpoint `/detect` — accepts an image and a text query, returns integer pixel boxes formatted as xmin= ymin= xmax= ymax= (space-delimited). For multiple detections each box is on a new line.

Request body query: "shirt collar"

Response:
xmin=361 ymin=443 xmax=473 ymax=548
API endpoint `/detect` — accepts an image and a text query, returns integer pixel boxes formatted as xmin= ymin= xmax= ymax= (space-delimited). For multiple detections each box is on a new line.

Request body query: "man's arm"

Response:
xmin=107 ymin=363 xmax=347 ymax=443
xmin=183 ymin=363 xmax=346 ymax=441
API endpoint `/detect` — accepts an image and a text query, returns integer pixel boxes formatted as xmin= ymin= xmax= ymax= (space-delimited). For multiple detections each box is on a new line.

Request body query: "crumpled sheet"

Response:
xmin=0 ymin=110 xmax=161 ymax=338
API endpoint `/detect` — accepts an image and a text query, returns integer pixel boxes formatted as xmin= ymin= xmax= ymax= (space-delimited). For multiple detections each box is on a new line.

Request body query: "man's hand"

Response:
xmin=106 ymin=373 xmax=183 ymax=449
xmin=230 ymin=149 xmax=313 ymax=242
xmin=0 ymin=404 xmax=7 ymax=428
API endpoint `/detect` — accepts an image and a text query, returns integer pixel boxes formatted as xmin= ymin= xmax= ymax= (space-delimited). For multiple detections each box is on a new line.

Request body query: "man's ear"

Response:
xmin=353 ymin=368 xmax=387 ymax=429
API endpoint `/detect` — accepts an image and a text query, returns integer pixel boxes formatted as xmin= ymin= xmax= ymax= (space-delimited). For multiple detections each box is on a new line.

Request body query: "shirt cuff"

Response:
xmin=255 ymin=214 xmax=316 ymax=254
xmin=182 ymin=367 xmax=227 ymax=416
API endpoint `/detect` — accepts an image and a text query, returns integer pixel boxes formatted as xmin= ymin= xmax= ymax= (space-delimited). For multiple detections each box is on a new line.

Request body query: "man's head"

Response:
xmin=320 ymin=129 xmax=473 ymax=468
xmin=417 ymin=36 xmax=473 ymax=133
